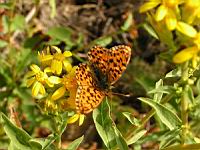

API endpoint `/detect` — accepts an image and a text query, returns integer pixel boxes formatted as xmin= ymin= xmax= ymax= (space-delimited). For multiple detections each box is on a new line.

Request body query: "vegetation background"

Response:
xmin=1 ymin=0 xmax=200 ymax=150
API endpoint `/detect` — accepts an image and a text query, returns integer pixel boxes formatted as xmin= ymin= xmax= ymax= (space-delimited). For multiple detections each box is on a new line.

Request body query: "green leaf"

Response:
xmin=93 ymin=36 xmax=112 ymax=47
xmin=59 ymin=112 xmax=68 ymax=136
xmin=8 ymin=142 xmax=21 ymax=150
xmin=0 ymin=40 xmax=8 ymax=48
xmin=0 ymin=2 xmax=12 ymax=9
xmin=46 ymin=38 xmax=61 ymax=46
xmin=153 ymin=79 xmax=164 ymax=102
xmin=0 ymin=137 xmax=9 ymax=149
xmin=29 ymin=134 xmax=56 ymax=150
xmin=93 ymin=100 xmax=117 ymax=149
xmin=135 ymin=75 xmax=155 ymax=92
xmin=142 ymin=23 xmax=159 ymax=39
xmin=0 ymin=60 xmax=13 ymax=85
xmin=139 ymin=98 xmax=181 ymax=130
xmin=122 ymin=112 xmax=140 ymax=126
xmin=121 ymin=12 xmax=133 ymax=31
xmin=15 ymin=48 xmax=33 ymax=75
xmin=93 ymin=99 xmax=128 ymax=150
xmin=24 ymin=34 xmax=45 ymax=49
xmin=66 ymin=136 xmax=84 ymax=150
xmin=137 ymin=130 xmax=167 ymax=144
xmin=113 ymin=127 xmax=128 ymax=150
xmin=47 ymin=27 xmax=73 ymax=46
xmin=10 ymin=15 xmax=25 ymax=31
xmin=165 ymin=68 xmax=181 ymax=78
xmin=159 ymin=128 xmax=180 ymax=149
xmin=196 ymin=78 xmax=200 ymax=95
xmin=148 ymin=86 xmax=174 ymax=98
xmin=2 ymin=15 xmax=10 ymax=33
xmin=127 ymin=130 xmax=147 ymax=145
xmin=1 ymin=113 xmax=32 ymax=149
xmin=162 ymin=143 xmax=200 ymax=150
xmin=28 ymin=140 xmax=42 ymax=150
xmin=49 ymin=0 xmax=56 ymax=18
xmin=186 ymin=85 xmax=194 ymax=104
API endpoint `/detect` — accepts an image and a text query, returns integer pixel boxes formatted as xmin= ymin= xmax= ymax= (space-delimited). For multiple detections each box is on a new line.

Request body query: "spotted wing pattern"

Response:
xmin=108 ymin=45 xmax=131 ymax=84
xmin=88 ymin=46 xmax=109 ymax=76
xmin=75 ymin=64 xmax=105 ymax=114
xmin=76 ymin=45 xmax=131 ymax=114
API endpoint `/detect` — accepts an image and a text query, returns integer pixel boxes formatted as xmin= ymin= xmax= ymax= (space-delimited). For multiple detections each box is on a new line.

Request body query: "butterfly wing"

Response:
xmin=75 ymin=64 xmax=105 ymax=114
xmin=88 ymin=46 xmax=109 ymax=76
xmin=108 ymin=45 xmax=131 ymax=84
xmin=88 ymin=45 xmax=131 ymax=85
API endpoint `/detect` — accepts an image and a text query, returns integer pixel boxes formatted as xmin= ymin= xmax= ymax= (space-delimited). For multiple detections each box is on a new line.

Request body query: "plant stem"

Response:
xmin=53 ymin=117 xmax=62 ymax=149
xmin=57 ymin=135 xmax=62 ymax=149
xmin=180 ymin=62 xmax=189 ymax=144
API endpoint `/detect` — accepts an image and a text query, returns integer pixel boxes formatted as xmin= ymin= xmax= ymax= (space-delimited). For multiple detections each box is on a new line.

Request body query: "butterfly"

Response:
xmin=75 ymin=45 xmax=131 ymax=114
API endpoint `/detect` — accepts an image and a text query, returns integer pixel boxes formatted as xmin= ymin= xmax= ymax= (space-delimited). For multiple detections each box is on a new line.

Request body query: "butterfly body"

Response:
xmin=90 ymin=63 xmax=110 ymax=90
xmin=75 ymin=45 xmax=131 ymax=114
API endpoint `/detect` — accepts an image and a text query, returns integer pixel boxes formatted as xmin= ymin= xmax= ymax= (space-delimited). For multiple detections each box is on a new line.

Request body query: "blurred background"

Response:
xmin=0 ymin=0 xmax=172 ymax=149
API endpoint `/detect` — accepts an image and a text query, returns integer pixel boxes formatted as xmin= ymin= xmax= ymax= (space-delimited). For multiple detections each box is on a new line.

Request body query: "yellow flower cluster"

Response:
xmin=26 ymin=46 xmax=85 ymax=125
xmin=140 ymin=0 xmax=200 ymax=65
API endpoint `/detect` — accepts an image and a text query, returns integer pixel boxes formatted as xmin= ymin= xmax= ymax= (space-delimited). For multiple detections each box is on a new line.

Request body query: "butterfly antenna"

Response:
xmin=112 ymin=92 xmax=131 ymax=97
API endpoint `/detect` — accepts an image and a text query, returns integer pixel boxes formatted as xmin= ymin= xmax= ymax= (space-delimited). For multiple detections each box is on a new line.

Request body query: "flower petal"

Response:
xmin=56 ymin=61 xmax=62 ymax=75
xmin=44 ymin=67 xmax=52 ymax=73
xmin=30 ymin=64 xmax=41 ymax=73
xmin=49 ymin=76 xmax=62 ymax=84
xmin=63 ymin=60 xmax=72 ymax=72
xmin=155 ymin=5 xmax=168 ymax=21
xmin=39 ymin=84 xmax=46 ymax=95
xmin=46 ymin=79 xmax=54 ymax=87
xmin=25 ymin=71 xmax=36 ymax=78
xmin=67 ymin=114 xmax=80 ymax=124
xmin=165 ymin=11 xmax=177 ymax=30
xmin=52 ymin=46 xmax=61 ymax=53
xmin=173 ymin=46 xmax=199 ymax=63
xmin=26 ymin=77 xmax=35 ymax=87
xmin=52 ymin=60 xmax=62 ymax=75
xmin=79 ymin=114 xmax=85 ymax=126
xmin=51 ymin=60 xmax=57 ymax=73
xmin=51 ymin=86 xmax=66 ymax=101
xmin=194 ymin=33 xmax=200 ymax=49
xmin=192 ymin=54 xmax=198 ymax=68
xmin=39 ymin=54 xmax=53 ymax=62
xmin=63 ymin=51 xmax=72 ymax=57
xmin=139 ymin=0 xmax=161 ymax=13
xmin=32 ymin=81 xmax=41 ymax=97
xmin=176 ymin=22 xmax=197 ymax=37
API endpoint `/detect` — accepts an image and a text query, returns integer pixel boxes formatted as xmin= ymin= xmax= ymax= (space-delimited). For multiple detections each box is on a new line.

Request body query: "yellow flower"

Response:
xmin=139 ymin=0 xmax=161 ymax=13
xmin=50 ymin=66 xmax=78 ymax=112
xmin=67 ymin=113 xmax=85 ymax=126
xmin=26 ymin=64 xmax=54 ymax=97
xmin=193 ymin=33 xmax=200 ymax=48
xmin=173 ymin=46 xmax=199 ymax=63
xmin=173 ymin=28 xmax=200 ymax=64
xmin=182 ymin=0 xmax=200 ymax=24
xmin=173 ymin=21 xmax=200 ymax=64
xmin=140 ymin=0 xmax=184 ymax=30
xmin=176 ymin=22 xmax=197 ymax=37
xmin=43 ymin=96 xmax=59 ymax=114
xmin=39 ymin=46 xmax=72 ymax=75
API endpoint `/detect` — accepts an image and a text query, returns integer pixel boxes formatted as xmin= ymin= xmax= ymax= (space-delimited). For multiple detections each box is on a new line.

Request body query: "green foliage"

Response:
xmin=65 ymin=136 xmax=84 ymax=150
xmin=0 ymin=40 xmax=8 ymax=48
xmin=10 ymin=15 xmax=26 ymax=31
xmin=93 ymin=99 xmax=128 ymax=150
xmin=1 ymin=0 xmax=200 ymax=149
